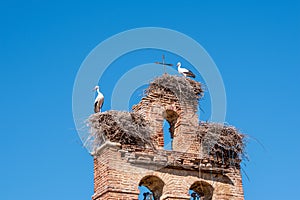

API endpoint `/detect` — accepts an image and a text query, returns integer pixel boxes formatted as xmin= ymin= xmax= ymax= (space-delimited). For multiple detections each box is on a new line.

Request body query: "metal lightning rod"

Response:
xmin=155 ymin=54 xmax=173 ymax=74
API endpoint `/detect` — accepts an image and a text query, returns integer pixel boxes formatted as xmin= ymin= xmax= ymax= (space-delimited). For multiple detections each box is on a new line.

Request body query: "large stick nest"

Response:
xmin=199 ymin=123 xmax=246 ymax=162
xmin=87 ymin=111 xmax=154 ymax=152
xmin=146 ymin=74 xmax=203 ymax=110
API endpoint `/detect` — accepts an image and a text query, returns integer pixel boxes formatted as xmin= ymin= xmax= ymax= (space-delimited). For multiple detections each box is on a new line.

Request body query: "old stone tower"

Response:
xmin=88 ymin=74 xmax=245 ymax=200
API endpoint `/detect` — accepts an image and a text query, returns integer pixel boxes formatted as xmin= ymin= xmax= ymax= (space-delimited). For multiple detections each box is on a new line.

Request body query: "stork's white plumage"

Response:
xmin=93 ymin=86 xmax=104 ymax=113
xmin=176 ymin=62 xmax=196 ymax=78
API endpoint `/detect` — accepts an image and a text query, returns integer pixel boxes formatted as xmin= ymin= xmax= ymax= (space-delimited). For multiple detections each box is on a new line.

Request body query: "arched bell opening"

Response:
xmin=162 ymin=109 xmax=179 ymax=150
xmin=189 ymin=181 xmax=214 ymax=200
xmin=138 ymin=175 xmax=165 ymax=200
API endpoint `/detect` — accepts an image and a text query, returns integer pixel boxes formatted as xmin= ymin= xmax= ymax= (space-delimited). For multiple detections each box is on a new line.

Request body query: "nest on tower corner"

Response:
xmin=198 ymin=122 xmax=247 ymax=166
xmin=145 ymin=74 xmax=204 ymax=111
xmin=87 ymin=111 xmax=154 ymax=152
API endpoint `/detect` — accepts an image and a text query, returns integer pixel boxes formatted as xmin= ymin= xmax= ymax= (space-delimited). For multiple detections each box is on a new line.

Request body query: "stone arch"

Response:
xmin=142 ymin=102 xmax=180 ymax=149
xmin=162 ymin=108 xmax=179 ymax=139
xmin=189 ymin=181 xmax=214 ymax=200
xmin=139 ymin=175 xmax=165 ymax=200
xmin=162 ymin=108 xmax=179 ymax=150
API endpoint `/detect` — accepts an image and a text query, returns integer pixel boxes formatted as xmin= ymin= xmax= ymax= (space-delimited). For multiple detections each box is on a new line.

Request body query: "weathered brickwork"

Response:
xmin=91 ymin=76 xmax=244 ymax=200
xmin=92 ymin=143 xmax=244 ymax=200
xmin=132 ymin=83 xmax=200 ymax=153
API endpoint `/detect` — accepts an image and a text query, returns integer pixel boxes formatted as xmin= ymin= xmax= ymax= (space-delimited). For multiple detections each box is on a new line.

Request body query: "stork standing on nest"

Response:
xmin=93 ymin=86 xmax=104 ymax=113
xmin=176 ymin=62 xmax=196 ymax=78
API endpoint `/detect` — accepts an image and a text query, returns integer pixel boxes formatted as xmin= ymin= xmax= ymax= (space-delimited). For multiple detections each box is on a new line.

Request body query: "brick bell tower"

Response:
xmin=88 ymin=74 xmax=245 ymax=200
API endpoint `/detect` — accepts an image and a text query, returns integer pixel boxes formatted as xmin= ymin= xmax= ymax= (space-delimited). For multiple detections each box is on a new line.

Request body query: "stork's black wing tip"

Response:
xmin=94 ymin=102 xmax=99 ymax=113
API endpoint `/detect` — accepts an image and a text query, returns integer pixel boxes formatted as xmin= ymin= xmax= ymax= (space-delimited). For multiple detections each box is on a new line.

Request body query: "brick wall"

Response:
xmin=92 ymin=142 xmax=244 ymax=200
xmin=132 ymin=85 xmax=199 ymax=152
xmin=92 ymin=76 xmax=244 ymax=200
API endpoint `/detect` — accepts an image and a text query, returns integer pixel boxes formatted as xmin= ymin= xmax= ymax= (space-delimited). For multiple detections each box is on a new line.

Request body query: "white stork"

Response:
xmin=93 ymin=86 xmax=104 ymax=113
xmin=176 ymin=62 xmax=196 ymax=78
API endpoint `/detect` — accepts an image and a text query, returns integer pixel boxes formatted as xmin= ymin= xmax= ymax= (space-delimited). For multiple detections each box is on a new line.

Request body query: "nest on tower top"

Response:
xmin=87 ymin=111 xmax=154 ymax=152
xmin=199 ymin=123 xmax=246 ymax=164
xmin=145 ymin=74 xmax=203 ymax=111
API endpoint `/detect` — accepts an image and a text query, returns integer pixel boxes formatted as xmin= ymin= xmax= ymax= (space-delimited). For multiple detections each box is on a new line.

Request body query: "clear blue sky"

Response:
xmin=0 ymin=0 xmax=299 ymax=199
